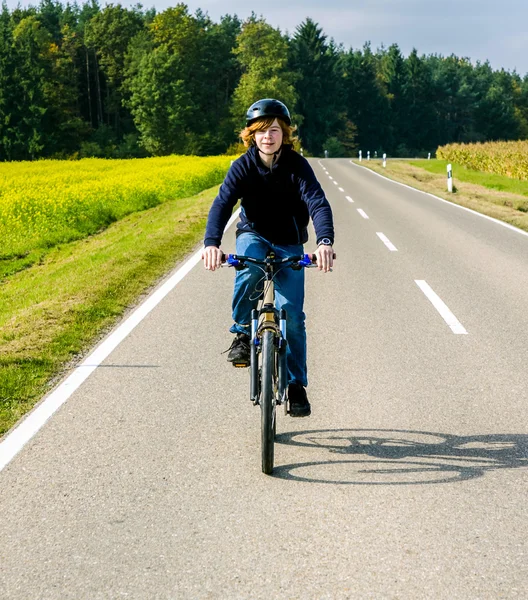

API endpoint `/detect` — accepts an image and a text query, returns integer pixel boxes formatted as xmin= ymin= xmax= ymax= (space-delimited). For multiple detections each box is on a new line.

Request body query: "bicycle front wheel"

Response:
xmin=260 ymin=329 xmax=276 ymax=474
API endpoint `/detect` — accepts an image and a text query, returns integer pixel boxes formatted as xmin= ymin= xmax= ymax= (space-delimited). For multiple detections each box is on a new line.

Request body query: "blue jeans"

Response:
xmin=230 ymin=232 xmax=308 ymax=387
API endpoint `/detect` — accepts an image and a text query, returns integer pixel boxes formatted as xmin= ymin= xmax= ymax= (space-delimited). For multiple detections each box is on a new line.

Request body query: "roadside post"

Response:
xmin=324 ymin=150 xmax=328 ymax=159
xmin=300 ymin=147 xmax=303 ymax=156
xmin=359 ymin=150 xmax=362 ymax=162
xmin=383 ymin=153 xmax=387 ymax=168
xmin=367 ymin=151 xmax=370 ymax=161
xmin=447 ymin=163 xmax=453 ymax=192
xmin=428 ymin=152 xmax=431 ymax=160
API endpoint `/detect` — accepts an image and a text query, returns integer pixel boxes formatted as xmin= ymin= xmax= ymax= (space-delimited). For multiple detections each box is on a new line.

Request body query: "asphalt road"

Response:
xmin=1 ymin=159 xmax=527 ymax=599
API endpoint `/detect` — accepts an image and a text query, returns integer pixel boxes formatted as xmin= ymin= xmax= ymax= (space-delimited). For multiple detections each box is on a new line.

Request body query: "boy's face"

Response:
xmin=254 ymin=119 xmax=283 ymax=155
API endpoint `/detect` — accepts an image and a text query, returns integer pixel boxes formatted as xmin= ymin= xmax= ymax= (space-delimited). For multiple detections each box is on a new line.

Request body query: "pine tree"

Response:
xmin=289 ymin=18 xmax=342 ymax=155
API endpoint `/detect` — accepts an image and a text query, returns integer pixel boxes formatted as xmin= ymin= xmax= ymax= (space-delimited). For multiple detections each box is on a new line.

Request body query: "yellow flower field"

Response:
xmin=437 ymin=140 xmax=528 ymax=181
xmin=0 ymin=155 xmax=233 ymax=259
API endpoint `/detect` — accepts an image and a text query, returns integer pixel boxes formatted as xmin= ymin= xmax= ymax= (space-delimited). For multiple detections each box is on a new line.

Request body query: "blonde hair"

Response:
xmin=239 ymin=117 xmax=298 ymax=148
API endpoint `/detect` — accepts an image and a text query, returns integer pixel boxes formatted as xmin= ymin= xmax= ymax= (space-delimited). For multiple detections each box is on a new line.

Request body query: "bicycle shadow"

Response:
xmin=273 ymin=428 xmax=528 ymax=485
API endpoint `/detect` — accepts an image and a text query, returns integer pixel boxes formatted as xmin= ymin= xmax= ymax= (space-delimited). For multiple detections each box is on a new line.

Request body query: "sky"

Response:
xmin=8 ymin=0 xmax=528 ymax=76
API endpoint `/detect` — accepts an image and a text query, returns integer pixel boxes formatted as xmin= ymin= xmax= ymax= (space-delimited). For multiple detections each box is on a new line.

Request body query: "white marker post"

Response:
xmin=367 ymin=151 xmax=370 ymax=161
xmin=447 ymin=163 xmax=453 ymax=193
xmin=359 ymin=150 xmax=362 ymax=162
xmin=428 ymin=152 xmax=431 ymax=160
xmin=324 ymin=150 xmax=328 ymax=159
xmin=383 ymin=153 xmax=387 ymax=168
xmin=300 ymin=147 xmax=303 ymax=156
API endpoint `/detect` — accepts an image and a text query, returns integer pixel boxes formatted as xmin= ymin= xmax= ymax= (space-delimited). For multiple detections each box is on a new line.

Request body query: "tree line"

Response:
xmin=1 ymin=0 xmax=527 ymax=161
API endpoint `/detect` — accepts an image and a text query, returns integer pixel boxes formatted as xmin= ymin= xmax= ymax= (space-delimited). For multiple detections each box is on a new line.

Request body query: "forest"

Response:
xmin=1 ymin=0 xmax=528 ymax=161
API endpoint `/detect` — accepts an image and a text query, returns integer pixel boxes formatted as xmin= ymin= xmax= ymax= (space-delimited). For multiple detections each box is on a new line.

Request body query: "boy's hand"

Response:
xmin=202 ymin=246 xmax=223 ymax=271
xmin=314 ymin=245 xmax=334 ymax=272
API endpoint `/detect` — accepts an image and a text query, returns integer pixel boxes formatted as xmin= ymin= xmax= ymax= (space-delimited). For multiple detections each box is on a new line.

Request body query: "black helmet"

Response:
xmin=246 ymin=98 xmax=291 ymax=126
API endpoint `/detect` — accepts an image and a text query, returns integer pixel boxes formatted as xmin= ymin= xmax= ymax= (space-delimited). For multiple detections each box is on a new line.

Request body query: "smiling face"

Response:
xmin=254 ymin=119 xmax=284 ymax=155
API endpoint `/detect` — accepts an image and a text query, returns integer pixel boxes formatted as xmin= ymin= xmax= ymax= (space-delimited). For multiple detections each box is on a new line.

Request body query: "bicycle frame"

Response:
xmin=249 ymin=254 xmax=289 ymax=407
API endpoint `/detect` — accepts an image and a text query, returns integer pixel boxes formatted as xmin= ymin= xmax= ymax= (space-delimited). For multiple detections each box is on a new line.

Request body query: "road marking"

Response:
xmin=333 ymin=181 xmax=338 ymax=185
xmin=338 ymin=187 xmax=344 ymax=192
xmin=0 ymin=210 xmax=242 ymax=473
xmin=346 ymin=196 xmax=354 ymax=203
xmin=357 ymin=209 xmax=369 ymax=219
xmin=328 ymin=176 xmax=333 ymax=180
xmin=376 ymin=232 xmax=398 ymax=251
xmin=415 ymin=280 xmax=468 ymax=334
xmin=349 ymin=160 xmax=528 ymax=240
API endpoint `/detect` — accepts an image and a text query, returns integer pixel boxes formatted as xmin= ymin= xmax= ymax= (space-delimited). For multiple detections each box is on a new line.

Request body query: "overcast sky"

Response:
xmin=9 ymin=0 xmax=528 ymax=75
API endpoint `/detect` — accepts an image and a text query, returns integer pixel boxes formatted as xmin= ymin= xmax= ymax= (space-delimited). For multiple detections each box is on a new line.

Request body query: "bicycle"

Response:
xmin=222 ymin=251 xmax=331 ymax=474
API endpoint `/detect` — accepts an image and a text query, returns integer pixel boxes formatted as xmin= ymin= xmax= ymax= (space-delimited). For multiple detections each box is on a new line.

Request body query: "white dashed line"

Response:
xmin=333 ymin=181 xmax=338 ymax=185
xmin=346 ymin=196 xmax=354 ymax=203
xmin=415 ymin=280 xmax=468 ymax=334
xmin=328 ymin=176 xmax=333 ymax=180
xmin=357 ymin=209 xmax=369 ymax=219
xmin=338 ymin=187 xmax=344 ymax=192
xmin=376 ymin=232 xmax=398 ymax=251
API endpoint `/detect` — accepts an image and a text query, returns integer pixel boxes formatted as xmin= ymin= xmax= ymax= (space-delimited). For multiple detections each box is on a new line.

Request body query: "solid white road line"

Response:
xmin=346 ymin=196 xmax=354 ymax=203
xmin=0 ymin=209 xmax=242 ymax=473
xmin=349 ymin=160 xmax=528 ymax=240
xmin=357 ymin=209 xmax=369 ymax=219
xmin=415 ymin=280 xmax=468 ymax=335
xmin=376 ymin=232 xmax=398 ymax=251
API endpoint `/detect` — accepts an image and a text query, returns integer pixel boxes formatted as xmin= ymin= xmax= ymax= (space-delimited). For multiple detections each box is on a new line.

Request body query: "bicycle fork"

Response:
xmin=250 ymin=307 xmax=288 ymax=406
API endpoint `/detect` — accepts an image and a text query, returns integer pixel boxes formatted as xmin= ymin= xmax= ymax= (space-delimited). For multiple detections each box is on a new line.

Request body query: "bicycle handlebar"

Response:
xmin=221 ymin=252 xmax=336 ymax=269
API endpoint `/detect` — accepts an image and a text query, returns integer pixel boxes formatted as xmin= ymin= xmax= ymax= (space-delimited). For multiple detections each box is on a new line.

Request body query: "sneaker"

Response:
xmin=226 ymin=333 xmax=250 ymax=367
xmin=288 ymin=383 xmax=311 ymax=417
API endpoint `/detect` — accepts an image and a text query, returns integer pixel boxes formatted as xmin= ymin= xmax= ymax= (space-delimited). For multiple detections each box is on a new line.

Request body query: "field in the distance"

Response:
xmin=0 ymin=155 xmax=232 ymax=279
xmin=437 ymin=139 xmax=528 ymax=181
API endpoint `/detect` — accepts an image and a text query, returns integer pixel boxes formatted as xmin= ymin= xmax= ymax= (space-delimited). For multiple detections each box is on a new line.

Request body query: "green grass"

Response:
xmin=0 ymin=185 xmax=219 ymax=436
xmin=353 ymin=158 xmax=528 ymax=233
xmin=409 ymin=159 xmax=528 ymax=198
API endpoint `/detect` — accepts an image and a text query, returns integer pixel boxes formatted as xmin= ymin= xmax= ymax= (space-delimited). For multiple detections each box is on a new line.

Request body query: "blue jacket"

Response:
xmin=204 ymin=145 xmax=334 ymax=248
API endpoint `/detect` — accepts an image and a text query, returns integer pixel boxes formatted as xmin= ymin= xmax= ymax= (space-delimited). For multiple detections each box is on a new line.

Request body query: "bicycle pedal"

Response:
xmin=233 ymin=362 xmax=249 ymax=368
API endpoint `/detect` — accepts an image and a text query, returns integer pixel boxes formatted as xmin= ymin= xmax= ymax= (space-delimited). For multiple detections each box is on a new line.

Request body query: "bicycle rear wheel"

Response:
xmin=260 ymin=329 xmax=276 ymax=474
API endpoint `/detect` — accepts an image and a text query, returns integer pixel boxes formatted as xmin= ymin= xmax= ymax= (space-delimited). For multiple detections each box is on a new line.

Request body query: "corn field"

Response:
xmin=437 ymin=140 xmax=528 ymax=181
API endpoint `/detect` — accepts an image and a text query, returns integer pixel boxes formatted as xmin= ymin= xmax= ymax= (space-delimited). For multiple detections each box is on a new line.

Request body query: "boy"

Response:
xmin=202 ymin=99 xmax=334 ymax=416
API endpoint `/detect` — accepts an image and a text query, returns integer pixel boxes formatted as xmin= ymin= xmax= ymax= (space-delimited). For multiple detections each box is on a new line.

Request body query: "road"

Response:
xmin=1 ymin=159 xmax=527 ymax=599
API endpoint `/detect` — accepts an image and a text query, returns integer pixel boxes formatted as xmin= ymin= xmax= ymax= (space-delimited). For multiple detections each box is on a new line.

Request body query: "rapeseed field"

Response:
xmin=0 ymin=155 xmax=232 ymax=261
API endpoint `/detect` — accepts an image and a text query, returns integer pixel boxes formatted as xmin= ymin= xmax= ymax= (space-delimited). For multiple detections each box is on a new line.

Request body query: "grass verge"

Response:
xmin=409 ymin=159 xmax=528 ymax=197
xmin=0 ymin=186 xmax=218 ymax=436
xmin=352 ymin=159 xmax=528 ymax=233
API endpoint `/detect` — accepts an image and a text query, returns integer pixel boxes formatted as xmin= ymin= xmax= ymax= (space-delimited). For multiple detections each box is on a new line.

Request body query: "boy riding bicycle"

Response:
xmin=202 ymin=99 xmax=334 ymax=417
